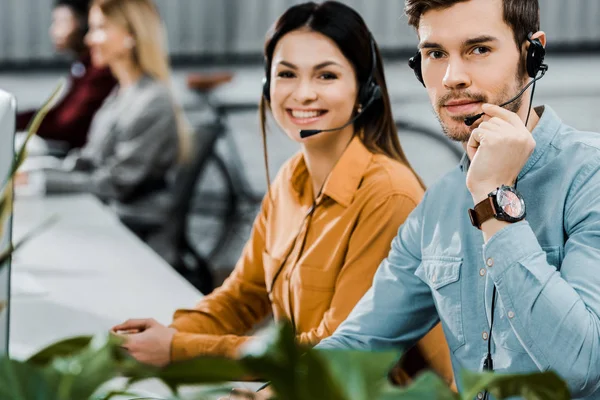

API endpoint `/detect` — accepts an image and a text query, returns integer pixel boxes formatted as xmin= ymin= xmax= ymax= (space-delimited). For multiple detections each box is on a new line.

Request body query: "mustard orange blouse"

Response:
xmin=170 ymin=137 xmax=453 ymax=385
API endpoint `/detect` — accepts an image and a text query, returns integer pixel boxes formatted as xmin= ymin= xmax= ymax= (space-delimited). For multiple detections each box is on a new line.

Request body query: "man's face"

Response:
xmin=417 ymin=0 xmax=528 ymax=142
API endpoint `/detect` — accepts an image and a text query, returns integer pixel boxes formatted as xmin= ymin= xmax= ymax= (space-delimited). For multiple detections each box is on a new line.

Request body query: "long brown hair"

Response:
xmin=259 ymin=0 xmax=425 ymax=190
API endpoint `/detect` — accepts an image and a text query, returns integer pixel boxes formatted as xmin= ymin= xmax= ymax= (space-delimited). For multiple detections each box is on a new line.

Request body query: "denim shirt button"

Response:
xmin=508 ymin=310 xmax=515 ymax=319
xmin=486 ymin=258 xmax=494 ymax=267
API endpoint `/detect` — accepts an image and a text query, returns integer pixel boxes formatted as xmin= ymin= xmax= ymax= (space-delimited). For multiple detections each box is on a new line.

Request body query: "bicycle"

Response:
xmin=182 ymin=73 xmax=264 ymax=269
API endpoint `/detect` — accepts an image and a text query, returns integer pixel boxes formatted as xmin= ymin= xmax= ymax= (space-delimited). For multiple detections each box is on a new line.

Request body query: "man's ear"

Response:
xmin=530 ymin=31 xmax=547 ymax=48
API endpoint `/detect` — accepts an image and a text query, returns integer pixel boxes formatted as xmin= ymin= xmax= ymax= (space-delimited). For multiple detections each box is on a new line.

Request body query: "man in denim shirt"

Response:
xmin=318 ymin=0 xmax=600 ymax=398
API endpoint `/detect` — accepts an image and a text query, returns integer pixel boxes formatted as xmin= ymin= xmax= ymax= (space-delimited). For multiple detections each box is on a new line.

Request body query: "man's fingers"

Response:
xmin=481 ymin=103 xmax=521 ymax=124
xmin=468 ymin=128 xmax=485 ymax=148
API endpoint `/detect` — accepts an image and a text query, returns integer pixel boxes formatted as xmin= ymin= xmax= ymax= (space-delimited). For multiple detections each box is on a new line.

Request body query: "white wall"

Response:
xmin=0 ymin=0 xmax=598 ymax=64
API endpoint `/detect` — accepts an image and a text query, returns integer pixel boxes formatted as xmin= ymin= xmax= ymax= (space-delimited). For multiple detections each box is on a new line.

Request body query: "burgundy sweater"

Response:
xmin=16 ymin=53 xmax=117 ymax=149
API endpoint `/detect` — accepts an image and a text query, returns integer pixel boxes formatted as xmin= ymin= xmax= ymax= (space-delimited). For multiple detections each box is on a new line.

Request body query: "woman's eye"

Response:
xmin=319 ymin=72 xmax=338 ymax=80
xmin=277 ymin=71 xmax=295 ymax=78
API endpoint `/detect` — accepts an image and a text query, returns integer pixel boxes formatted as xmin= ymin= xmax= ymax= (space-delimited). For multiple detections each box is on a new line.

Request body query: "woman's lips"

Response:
xmin=287 ymin=109 xmax=328 ymax=126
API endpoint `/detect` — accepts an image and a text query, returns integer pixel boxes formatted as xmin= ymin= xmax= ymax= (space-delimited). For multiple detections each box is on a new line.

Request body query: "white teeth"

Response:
xmin=291 ymin=110 xmax=321 ymax=119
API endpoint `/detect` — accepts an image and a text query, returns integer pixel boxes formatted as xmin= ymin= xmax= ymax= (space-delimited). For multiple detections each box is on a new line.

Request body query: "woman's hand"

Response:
xmin=112 ymin=318 xmax=176 ymax=367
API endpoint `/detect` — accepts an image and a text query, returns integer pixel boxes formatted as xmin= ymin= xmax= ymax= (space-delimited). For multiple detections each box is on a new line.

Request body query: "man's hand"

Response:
xmin=112 ymin=318 xmax=176 ymax=367
xmin=466 ymin=103 xmax=536 ymax=203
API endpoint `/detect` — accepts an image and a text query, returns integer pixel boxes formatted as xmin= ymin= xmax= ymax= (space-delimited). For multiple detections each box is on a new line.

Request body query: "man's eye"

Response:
xmin=473 ymin=47 xmax=490 ymax=55
xmin=427 ymin=50 xmax=445 ymax=59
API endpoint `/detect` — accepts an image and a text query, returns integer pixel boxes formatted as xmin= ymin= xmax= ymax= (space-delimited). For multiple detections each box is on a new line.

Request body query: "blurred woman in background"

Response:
xmin=113 ymin=0 xmax=453 ymax=388
xmin=18 ymin=0 xmax=188 ymax=234
xmin=16 ymin=0 xmax=116 ymax=155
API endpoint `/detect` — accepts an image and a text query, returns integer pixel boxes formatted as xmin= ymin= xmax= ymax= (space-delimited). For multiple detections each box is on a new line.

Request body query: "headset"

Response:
xmin=409 ymin=33 xmax=547 ymax=126
xmin=262 ymin=34 xmax=383 ymax=138
xmin=409 ymin=33 xmax=548 ymax=400
xmin=408 ymin=32 xmax=546 ymax=86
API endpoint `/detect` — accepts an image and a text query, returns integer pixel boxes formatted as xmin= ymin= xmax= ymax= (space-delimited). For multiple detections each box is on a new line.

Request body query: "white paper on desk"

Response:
xmin=11 ymin=270 xmax=48 ymax=296
xmin=18 ymin=156 xmax=63 ymax=172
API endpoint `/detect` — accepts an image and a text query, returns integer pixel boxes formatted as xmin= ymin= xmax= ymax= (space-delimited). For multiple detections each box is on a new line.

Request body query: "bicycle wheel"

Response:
xmin=395 ymin=119 xmax=464 ymax=186
xmin=185 ymin=152 xmax=237 ymax=262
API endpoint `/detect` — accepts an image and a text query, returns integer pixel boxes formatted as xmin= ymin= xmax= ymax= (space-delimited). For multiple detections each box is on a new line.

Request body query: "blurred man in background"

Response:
xmin=16 ymin=0 xmax=116 ymax=155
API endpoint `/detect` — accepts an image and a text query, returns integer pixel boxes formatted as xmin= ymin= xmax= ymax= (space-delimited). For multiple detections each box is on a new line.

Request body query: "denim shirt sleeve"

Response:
xmin=317 ymin=194 xmax=439 ymax=352
xmin=483 ymin=160 xmax=600 ymax=397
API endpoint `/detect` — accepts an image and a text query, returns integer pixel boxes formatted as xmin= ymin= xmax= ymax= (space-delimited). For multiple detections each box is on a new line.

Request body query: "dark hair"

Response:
xmin=259 ymin=0 xmax=425 ymax=190
xmin=55 ymin=0 xmax=92 ymax=18
xmin=55 ymin=0 xmax=91 ymax=37
xmin=404 ymin=0 xmax=540 ymax=46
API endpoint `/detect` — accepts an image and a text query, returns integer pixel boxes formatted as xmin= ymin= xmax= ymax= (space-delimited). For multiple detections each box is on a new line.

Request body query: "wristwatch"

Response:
xmin=468 ymin=185 xmax=526 ymax=229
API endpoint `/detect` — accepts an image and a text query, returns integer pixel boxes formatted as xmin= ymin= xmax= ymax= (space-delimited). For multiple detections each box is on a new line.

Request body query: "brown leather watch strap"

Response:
xmin=468 ymin=196 xmax=497 ymax=229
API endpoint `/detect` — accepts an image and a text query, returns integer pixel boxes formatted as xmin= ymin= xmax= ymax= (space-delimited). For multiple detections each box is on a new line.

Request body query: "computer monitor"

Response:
xmin=0 ymin=90 xmax=16 ymax=356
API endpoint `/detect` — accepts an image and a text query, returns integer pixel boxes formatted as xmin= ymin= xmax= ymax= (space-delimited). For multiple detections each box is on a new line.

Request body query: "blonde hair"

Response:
xmin=92 ymin=0 xmax=190 ymax=161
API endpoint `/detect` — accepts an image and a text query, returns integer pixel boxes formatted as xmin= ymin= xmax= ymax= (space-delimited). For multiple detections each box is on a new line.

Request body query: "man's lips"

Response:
xmin=443 ymin=100 xmax=482 ymax=115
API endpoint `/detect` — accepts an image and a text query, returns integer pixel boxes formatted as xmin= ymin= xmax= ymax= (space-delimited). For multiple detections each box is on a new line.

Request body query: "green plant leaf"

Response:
xmin=156 ymin=356 xmax=247 ymax=388
xmin=377 ymin=372 xmax=458 ymax=400
xmin=0 ymin=80 xmax=66 ymax=273
xmin=240 ymin=322 xmax=308 ymax=400
xmin=460 ymin=369 xmax=570 ymax=400
xmin=28 ymin=335 xmax=93 ymax=366
xmin=317 ymin=349 xmax=400 ymax=400
xmin=238 ymin=322 xmax=347 ymax=400
xmin=0 ymin=356 xmax=59 ymax=400
xmin=297 ymin=350 xmax=347 ymax=400
xmin=47 ymin=333 xmax=126 ymax=400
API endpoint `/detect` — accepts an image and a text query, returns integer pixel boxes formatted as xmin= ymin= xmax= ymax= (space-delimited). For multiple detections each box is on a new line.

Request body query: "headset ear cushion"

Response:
xmin=262 ymin=76 xmax=270 ymax=102
xmin=262 ymin=63 xmax=271 ymax=101
xmin=371 ymin=84 xmax=382 ymax=100
xmin=526 ymin=38 xmax=545 ymax=78
xmin=408 ymin=52 xmax=425 ymax=87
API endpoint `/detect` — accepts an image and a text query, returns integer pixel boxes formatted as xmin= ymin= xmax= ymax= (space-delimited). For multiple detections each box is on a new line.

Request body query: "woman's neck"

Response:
xmin=302 ymin=125 xmax=355 ymax=199
xmin=110 ymin=57 xmax=144 ymax=90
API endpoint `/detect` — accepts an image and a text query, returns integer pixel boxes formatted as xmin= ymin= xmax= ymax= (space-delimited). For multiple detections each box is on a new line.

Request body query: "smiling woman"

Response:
xmin=113 ymin=0 xmax=453 ymax=389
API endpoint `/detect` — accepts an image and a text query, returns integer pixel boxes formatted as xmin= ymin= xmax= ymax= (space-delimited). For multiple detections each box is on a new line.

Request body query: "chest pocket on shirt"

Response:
xmin=415 ymin=256 xmax=465 ymax=352
xmin=494 ymin=246 xmax=562 ymax=354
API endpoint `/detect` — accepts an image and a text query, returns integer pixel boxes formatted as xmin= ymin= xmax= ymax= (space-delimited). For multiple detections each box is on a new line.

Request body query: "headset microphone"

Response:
xmin=271 ymin=34 xmax=382 ymax=139
xmin=299 ymin=93 xmax=378 ymax=138
xmin=463 ymin=65 xmax=547 ymax=126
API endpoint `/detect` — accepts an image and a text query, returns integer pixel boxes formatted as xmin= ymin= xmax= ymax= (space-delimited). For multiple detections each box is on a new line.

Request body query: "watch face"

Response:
xmin=496 ymin=187 xmax=525 ymax=219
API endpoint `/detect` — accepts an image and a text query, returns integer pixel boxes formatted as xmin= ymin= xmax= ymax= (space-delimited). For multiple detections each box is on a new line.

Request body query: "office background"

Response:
xmin=1 ymin=0 xmax=599 ymax=68
xmin=1 ymin=0 xmax=599 ymax=273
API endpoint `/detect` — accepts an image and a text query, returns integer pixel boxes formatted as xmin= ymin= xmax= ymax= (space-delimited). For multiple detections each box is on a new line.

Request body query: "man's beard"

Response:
xmin=434 ymin=73 xmax=527 ymax=143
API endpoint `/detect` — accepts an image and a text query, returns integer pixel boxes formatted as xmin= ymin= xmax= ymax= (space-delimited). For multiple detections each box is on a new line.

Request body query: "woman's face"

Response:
xmin=50 ymin=5 xmax=81 ymax=52
xmin=269 ymin=29 xmax=359 ymax=144
xmin=85 ymin=5 xmax=134 ymax=68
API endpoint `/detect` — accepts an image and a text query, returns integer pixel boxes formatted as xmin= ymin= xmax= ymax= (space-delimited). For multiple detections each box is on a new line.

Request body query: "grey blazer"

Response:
xmin=43 ymin=75 xmax=179 ymax=225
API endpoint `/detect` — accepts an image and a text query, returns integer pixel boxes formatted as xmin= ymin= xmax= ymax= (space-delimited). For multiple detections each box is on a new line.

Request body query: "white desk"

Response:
xmin=9 ymin=194 xmax=202 ymax=360
xmin=8 ymin=194 xmax=263 ymax=398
